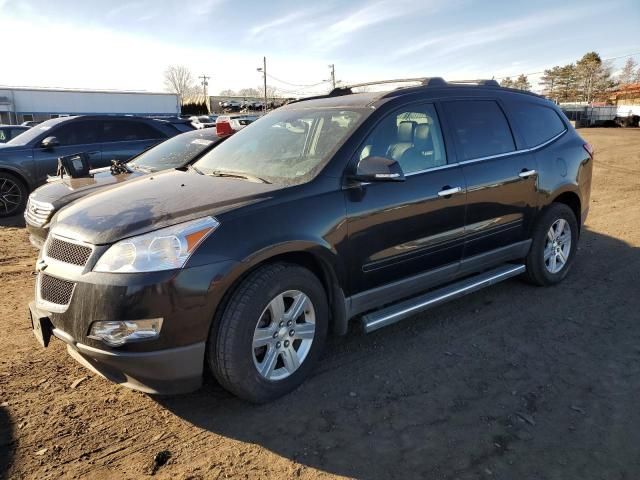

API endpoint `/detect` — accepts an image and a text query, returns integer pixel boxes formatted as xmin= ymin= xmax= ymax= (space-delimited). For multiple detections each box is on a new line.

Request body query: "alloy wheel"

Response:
xmin=544 ymin=218 xmax=572 ymax=274
xmin=252 ymin=290 xmax=316 ymax=381
xmin=0 ymin=177 xmax=22 ymax=216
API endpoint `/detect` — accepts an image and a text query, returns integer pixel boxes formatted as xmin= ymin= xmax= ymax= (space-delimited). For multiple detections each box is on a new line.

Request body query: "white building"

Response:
xmin=0 ymin=87 xmax=180 ymax=124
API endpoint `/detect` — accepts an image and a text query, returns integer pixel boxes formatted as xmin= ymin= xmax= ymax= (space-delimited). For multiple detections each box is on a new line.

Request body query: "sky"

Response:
xmin=1 ymin=0 xmax=639 ymax=96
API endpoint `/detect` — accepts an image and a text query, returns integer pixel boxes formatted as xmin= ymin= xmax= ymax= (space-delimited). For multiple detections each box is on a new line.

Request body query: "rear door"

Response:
xmin=345 ymin=102 xmax=467 ymax=308
xmin=32 ymin=119 xmax=103 ymax=182
xmin=440 ymin=99 xmax=538 ymax=259
xmin=100 ymin=120 xmax=167 ymax=163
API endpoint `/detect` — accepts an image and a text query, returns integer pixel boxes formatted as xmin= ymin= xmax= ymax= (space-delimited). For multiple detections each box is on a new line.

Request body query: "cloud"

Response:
xmin=249 ymin=11 xmax=310 ymax=37
xmin=394 ymin=6 xmax=604 ymax=59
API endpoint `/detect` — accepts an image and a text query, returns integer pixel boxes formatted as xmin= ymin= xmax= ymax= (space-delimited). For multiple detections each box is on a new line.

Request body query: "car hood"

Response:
xmin=31 ymin=168 xmax=144 ymax=208
xmin=53 ymin=169 xmax=282 ymax=245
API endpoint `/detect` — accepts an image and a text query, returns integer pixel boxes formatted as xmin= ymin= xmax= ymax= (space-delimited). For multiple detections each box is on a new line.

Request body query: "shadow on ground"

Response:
xmin=156 ymin=228 xmax=640 ymax=479
xmin=0 ymin=406 xmax=14 ymax=480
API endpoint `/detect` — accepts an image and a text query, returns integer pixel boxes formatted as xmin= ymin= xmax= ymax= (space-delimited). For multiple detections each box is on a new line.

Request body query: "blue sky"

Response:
xmin=1 ymin=0 xmax=639 ymax=95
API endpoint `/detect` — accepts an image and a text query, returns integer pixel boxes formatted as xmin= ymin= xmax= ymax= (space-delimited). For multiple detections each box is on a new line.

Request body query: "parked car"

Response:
xmin=21 ymin=120 xmax=40 ymax=127
xmin=148 ymin=116 xmax=196 ymax=133
xmin=222 ymin=100 xmax=242 ymax=112
xmin=28 ymin=77 xmax=592 ymax=402
xmin=215 ymin=114 xmax=259 ymax=136
xmin=0 ymin=115 xmax=186 ymax=217
xmin=0 ymin=125 xmax=29 ymax=143
xmin=25 ymin=128 xmax=224 ymax=248
xmin=189 ymin=115 xmax=216 ymax=129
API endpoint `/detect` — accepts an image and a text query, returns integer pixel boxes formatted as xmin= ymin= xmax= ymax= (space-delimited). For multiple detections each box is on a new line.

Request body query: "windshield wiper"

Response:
xmin=209 ymin=170 xmax=271 ymax=184
xmin=187 ymin=164 xmax=204 ymax=175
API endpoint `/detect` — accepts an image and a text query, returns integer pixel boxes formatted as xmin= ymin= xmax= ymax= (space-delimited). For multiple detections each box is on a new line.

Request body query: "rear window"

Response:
xmin=442 ymin=100 xmax=515 ymax=161
xmin=508 ymin=103 xmax=567 ymax=148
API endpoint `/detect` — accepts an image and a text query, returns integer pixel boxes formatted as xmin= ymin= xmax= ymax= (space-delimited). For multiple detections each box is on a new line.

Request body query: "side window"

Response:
xmin=442 ymin=100 xmax=515 ymax=161
xmin=0 ymin=130 xmax=6 ymax=142
xmin=52 ymin=121 xmax=103 ymax=146
xmin=508 ymin=103 xmax=566 ymax=148
xmin=102 ymin=120 xmax=165 ymax=142
xmin=357 ymin=104 xmax=447 ymax=174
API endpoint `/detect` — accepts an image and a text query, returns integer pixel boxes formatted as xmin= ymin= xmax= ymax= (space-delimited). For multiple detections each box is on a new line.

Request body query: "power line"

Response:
xmin=265 ymin=73 xmax=329 ymax=88
xmin=494 ymin=50 xmax=640 ymax=80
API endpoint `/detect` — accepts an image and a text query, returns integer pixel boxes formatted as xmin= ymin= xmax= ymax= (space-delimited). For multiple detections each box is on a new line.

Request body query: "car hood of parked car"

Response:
xmin=31 ymin=167 xmax=145 ymax=208
xmin=52 ymin=169 xmax=282 ymax=245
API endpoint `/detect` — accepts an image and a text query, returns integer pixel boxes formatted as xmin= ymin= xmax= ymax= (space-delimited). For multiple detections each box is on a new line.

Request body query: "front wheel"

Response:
xmin=208 ymin=263 xmax=328 ymax=403
xmin=0 ymin=172 xmax=28 ymax=218
xmin=524 ymin=203 xmax=579 ymax=286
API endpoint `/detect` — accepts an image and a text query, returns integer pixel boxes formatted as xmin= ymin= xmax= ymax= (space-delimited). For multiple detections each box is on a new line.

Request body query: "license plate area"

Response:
xmin=29 ymin=304 xmax=52 ymax=348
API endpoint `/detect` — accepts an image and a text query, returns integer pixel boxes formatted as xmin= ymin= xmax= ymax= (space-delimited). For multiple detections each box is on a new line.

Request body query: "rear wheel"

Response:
xmin=524 ymin=203 xmax=579 ymax=286
xmin=208 ymin=263 xmax=328 ymax=403
xmin=0 ymin=172 xmax=27 ymax=218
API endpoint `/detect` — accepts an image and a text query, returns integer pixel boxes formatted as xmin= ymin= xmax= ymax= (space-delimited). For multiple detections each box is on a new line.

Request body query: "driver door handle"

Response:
xmin=437 ymin=186 xmax=463 ymax=197
xmin=519 ymin=169 xmax=537 ymax=179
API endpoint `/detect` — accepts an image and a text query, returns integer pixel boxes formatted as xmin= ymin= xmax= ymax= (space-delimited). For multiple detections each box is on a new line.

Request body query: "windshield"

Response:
xmin=6 ymin=117 xmax=68 ymax=146
xmin=129 ymin=131 xmax=218 ymax=172
xmin=194 ymin=108 xmax=363 ymax=184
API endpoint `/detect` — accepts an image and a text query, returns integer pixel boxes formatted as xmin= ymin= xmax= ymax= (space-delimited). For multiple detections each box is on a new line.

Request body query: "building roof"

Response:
xmin=0 ymin=85 xmax=176 ymax=96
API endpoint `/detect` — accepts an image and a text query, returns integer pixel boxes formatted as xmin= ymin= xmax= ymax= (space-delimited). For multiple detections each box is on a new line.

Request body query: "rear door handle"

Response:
xmin=519 ymin=169 xmax=537 ymax=179
xmin=437 ymin=186 xmax=463 ymax=197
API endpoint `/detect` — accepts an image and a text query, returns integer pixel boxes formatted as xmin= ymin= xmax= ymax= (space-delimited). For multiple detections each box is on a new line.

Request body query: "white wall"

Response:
xmin=12 ymin=89 xmax=179 ymax=116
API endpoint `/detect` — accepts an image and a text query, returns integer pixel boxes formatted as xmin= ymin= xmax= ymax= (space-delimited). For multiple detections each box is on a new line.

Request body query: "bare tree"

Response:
xmin=164 ymin=65 xmax=196 ymax=103
xmin=219 ymin=89 xmax=237 ymax=96
xmin=618 ymin=58 xmax=638 ymax=86
xmin=238 ymin=88 xmax=261 ymax=97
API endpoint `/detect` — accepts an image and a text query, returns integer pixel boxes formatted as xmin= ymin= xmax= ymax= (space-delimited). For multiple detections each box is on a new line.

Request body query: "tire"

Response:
xmin=208 ymin=262 xmax=328 ymax=403
xmin=0 ymin=172 xmax=28 ymax=218
xmin=524 ymin=203 xmax=579 ymax=286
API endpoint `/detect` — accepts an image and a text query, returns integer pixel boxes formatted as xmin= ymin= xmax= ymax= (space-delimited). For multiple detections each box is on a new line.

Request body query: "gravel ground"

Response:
xmin=1 ymin=128 xmax=639 ymax=480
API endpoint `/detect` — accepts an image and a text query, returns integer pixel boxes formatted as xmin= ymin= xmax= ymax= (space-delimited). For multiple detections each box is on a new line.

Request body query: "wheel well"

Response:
xmin=211 ymin=251 xmax=345 ymax=339
xmin=552 ymin=192 xmax=581 ymax=229
xmin=0 ymin=168 xmax=29 ymax=192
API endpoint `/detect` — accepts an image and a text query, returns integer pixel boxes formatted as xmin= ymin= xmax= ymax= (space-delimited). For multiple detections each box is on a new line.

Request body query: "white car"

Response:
xmin=189 ymin=115 xmax=216 ymax=129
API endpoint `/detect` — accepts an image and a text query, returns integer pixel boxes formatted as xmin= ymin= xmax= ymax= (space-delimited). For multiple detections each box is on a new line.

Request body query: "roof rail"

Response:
xmin=447 ymin=79 xmax=500 ymax=87
xmin=328 ymin=77 xmax=446 ymax=96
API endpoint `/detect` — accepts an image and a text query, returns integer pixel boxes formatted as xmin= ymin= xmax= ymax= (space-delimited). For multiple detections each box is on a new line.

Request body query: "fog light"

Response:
xmin=88 ymin=318 xmax=163 ymax=346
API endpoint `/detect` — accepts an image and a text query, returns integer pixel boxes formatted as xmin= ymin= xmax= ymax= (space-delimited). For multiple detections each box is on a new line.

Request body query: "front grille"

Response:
xmin=46 ymin=237 xmax=92 ymax=266
xmin=39 ymin=274 xmax=75 ymax=306
xmin=25 ymin=198 xmax=54 ymax=227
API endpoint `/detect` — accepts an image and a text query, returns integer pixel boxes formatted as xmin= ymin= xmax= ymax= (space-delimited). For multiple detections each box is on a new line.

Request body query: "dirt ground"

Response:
xmin=1 ymin=128 xmax=639 ymax=480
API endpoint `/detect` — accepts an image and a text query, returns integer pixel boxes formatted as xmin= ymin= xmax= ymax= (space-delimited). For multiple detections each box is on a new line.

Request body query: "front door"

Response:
xmin=440 ymin=99 xmax=538 ymax=258
xmin=33 ymin=120 xmax=103 ymax=183
xmin=345 ymin=103 xmax=467 ymax=310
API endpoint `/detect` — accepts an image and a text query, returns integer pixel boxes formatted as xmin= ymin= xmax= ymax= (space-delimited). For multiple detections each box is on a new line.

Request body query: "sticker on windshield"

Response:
xmin=191 ymin=139 xmax=213 ymax=146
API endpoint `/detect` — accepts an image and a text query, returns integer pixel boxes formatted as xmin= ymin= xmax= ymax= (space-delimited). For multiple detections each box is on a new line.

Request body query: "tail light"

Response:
xmin=216 ymin=116 xmax=233 ymax=137
xmin=583 ymin=143 xmax=594 ymax=158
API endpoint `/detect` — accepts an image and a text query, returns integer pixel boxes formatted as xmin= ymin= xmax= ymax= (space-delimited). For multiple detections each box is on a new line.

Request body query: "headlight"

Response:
xmin=94 ymin=217 xmax=219 ymax=273
xmin=88 ymin=318 xmax=163 ymax=346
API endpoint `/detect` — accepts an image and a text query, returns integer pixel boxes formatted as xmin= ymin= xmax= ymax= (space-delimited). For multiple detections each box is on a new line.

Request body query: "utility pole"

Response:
xmin=328 ymin=64 xmax=336 ymax=89
xmin=199 ymin=74 xmax=210 ymax=112
xmin=257 ymin=57 xmax=268 ymax=113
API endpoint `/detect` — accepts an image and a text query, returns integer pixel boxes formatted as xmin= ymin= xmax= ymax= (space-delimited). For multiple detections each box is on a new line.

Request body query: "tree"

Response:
xmin=219 ymin=89 xmax=237 ymax=96
xmin=513 ymin=74 xmax=531 ymax=91
xmin=540 ymin=66 xmax=563 ymax=100
xmin=575 ymin=52 xmax=615 ymax=102
xmin=500 ymin=77 xmax=514 ymax=88
xmin=555 ymin=64 xmax=579 ymax=103
xmin=238 ymin=88 xmax=260 ymax=97
xmin=618 ymin=58 xmax=638 ymax=86
xmin=163 ymin=65 xmax=197 ymax=104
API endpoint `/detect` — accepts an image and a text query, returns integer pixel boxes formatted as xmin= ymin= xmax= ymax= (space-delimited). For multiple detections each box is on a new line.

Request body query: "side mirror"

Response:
xmin=40 ymin=136 xmax=59 ymax=149
xmin=350 ymin=156 xmax=405 ymax=183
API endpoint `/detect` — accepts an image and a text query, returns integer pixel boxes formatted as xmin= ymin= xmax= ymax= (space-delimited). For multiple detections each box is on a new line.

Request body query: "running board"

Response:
xmin=361 ymin=264 xmax=525 ymax=333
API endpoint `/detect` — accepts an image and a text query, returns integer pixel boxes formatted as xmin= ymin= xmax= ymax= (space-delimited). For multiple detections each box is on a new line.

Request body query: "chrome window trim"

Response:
xmin=404 ymin=128 xmax=566 ymax=176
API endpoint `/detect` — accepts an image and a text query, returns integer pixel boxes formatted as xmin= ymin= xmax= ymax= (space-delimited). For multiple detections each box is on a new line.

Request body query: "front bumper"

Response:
xmin=30 ymin=301 xmax=205 ymax=394
xmin=31 ymin=256 xmax=238 ymax=394
xmin=26 ymin=221 xmax=48 ymax=249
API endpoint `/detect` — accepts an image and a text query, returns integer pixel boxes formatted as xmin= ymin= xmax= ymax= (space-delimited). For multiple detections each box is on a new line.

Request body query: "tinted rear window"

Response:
xmin=103 ymin=120 xmax=165 ymax=142
xmin=508 ymin=103 xmax=567 ymax=148
xmin=442 ymin=100 xmax=515 ymax=161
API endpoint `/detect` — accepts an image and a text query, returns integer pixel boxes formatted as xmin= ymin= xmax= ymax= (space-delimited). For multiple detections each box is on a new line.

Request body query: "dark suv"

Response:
xmin=28 ymin=78 xmax=593 ymax=403
xmin=0 ymin=115 xmax=186 ymax=217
